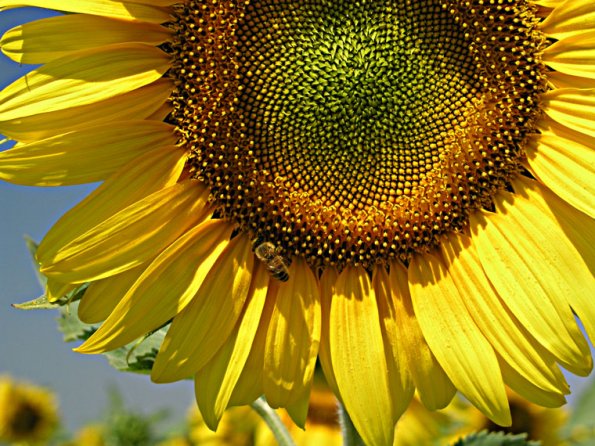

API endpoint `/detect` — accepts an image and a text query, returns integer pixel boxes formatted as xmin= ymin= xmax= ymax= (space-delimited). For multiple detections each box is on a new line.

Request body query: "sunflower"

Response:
xmin=0 ymin=1 xmax=593 ymax=445
xmin=393 ymin=398 xmax=451 ymax=446
xmin=188 ymin=375 xmax=342 ymax=446
xmin=0 ymin=376 xmax=59 ymax=444
xmin=188 ymin=404 xmax=261 ymax=446
xmin=259 ymin=376 xmax=343 ymax=446
xmin=65 ymin=424 xmax=107 ymax=446
xmin=393 ymin=391 xmax=568 ymax=446
xmin=157 ymin=438 xmax=194 ymax=446
xmin=442 ymin=389 xmax=569 ymax=446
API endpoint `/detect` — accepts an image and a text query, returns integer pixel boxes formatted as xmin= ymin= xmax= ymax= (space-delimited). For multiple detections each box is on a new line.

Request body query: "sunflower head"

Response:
xmin=0 ymin=376 xmax=59 ymax=444
xmin=169 ymin=0 xmax=549 ymax=269
xmin=0 ymin=1 xmax=594 ymax=445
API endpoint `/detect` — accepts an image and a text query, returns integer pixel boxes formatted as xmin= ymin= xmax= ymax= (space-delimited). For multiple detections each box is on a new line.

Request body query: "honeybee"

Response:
xmin=252 ymin=239 xmax=290 ymax=282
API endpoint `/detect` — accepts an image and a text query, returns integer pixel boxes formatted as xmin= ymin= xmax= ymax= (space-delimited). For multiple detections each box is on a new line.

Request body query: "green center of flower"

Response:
xmin=169 ymin=0 xmax=546 ymax=268
xmin=239 ymin=1 xmax=473 ymax=205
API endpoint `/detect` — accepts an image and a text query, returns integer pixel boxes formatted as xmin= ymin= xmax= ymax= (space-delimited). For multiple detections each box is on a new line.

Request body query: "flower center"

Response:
xmin=12 ymin=402 xmax=42 ymax=437
xmin=168 ymin=0 xmax=546 ymax=268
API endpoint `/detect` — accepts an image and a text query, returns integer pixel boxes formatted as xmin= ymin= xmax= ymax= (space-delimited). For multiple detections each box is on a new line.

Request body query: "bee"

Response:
xmin=252 ymin=238 xmax=290 ymax=282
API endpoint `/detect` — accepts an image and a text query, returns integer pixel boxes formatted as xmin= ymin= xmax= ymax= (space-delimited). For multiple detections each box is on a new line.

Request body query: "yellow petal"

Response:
xmin=526 ymin=124 xmax=595 ymax=218
xmin=39 ymin=146 xmax=186 ymax=261
xmin=541 ymin=88 xmax=595 ymax=139
xmin=512 ymin=176 xmax=595 ymax=346
xmin=470 ymin=193 xmax=593 ymax=376
xmin=228 ymin=285 xmax=277 ymax=407
xmin=45 ymin=278 xmax=76 ymax=303
xmin=193 ymin=262 xmax=269 ymax=430
xmin=38 ymin=181 xmax=210 ymax=283
xmin=1 ymin=14 xmax=172 ymax=64
xmin=533 ymin=0 xmax=565 ymax=9
xmin=0 ymin=0 xmax=171 ymax=23
xmin=440 ymin=232 xmax=568 ymax=394
xmin=520 ymin=175 xmax=595 ymax=277
xmin=0 ymin=43 xmax=170 ymax=123
xmin=146 ymin=101 xmax=172 ymax=121
xmin=373 ymin=266 xmax=415 ymax=420
xmin=409 ymin=252 xmax=511 ymax=426
xmin=543 ymin=31 xmax=595 ymax=79
xmin=193 ymin=342 xmax=237 ymax=431
xmin=318 ymin=267 xmax=341 ymax=400
xmin=540 ymin=0 xmax=595 ymax=39
xmin=75 ymin=219 xmax=233 ymax=353
xmin=285 ymin=393 xmax=312 ymax=431
xmin=152 ymin=235 xmax=254 ymax=383
xmin=0 ymin=121 xmax=177 ymax=186
xmin=264 ymin=258 xmax=321 ymax=426
xmin=78 ymin=266 xmax=146 ymax=324
xmin=128 ymin=0 xmax=178 ymax=5
xmin=0 ymin=79 xmax=173 ymax=142
xmin=388 ymin=261 xmax=456 ymax=410
xmin=329 ymin=266 xmax=395 ymax=446
xmin=392 ymin=398 xmax=444 ymax=446
xmin=547 ymin=71 xmax=595 ymax=90
xmin=499 ymin=187 xmax=594 ymax=362
xmin=499 ymin=360 xmax=567 ymax=408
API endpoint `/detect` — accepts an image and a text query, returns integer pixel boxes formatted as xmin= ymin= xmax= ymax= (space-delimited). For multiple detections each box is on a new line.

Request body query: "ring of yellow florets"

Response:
xmin=167 ymin=0 xmax=546 ymax=269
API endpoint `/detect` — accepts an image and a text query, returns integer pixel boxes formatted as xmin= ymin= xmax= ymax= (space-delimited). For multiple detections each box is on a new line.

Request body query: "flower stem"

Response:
xmin=338 ymin=403 xmax=366 ymax=446
xmin=251 ymin=397 xmax=296 ymax=446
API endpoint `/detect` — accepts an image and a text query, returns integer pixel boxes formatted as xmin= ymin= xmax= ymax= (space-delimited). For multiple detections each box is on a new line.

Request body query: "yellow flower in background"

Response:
xmin=189 ymin=377 xmax=342 ymax=446
xmin=393 ymin=398 xmax=451 ymax=446
xmin=260 ymin=378 xmax=343 ymax=446
xmin=392 ymin=391 xmax=569 ymax=446
xmin=0 ymin=1 xmax=594 ymax=445
xmin=0 ymin=376 xmax=59 ymax=444
xmin=63 ymin=424 xmax=106 ymax=446
xmin=156 ymin=437 xmax=194 ymax=446
xmin=442 ymin=390 xmax=568 ymax=446
xmin=188 ymin=405 xmax=260 ymax=446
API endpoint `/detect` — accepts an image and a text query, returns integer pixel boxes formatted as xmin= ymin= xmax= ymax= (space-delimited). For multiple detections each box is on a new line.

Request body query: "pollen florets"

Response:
xmin=168 ymin=0 xmax=546 ymax=268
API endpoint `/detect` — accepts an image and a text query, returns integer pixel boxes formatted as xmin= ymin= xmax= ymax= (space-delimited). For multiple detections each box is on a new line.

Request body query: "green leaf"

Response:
xmin=15 ymin=236 xmax=88 ymax=308
xmin=103 ymin=326 xmax=168 ymax=375
xmin=57 ymin=301 xmax=97 ymax=342
xmin=451 ymin=431 xmax=540 ymax=446
xmin=101 ymin=386 xmax=167 ymax=446
xmin=13 ymin=283 xmax=88 ymax=310
xmin=56 ymin=301 xmax=169 ymax=375
xmin=61 ymin=282 xmax=89 ymax=304
xmin=19 ymin=233 xmax=172 ymax=376
xmin=23 ymin=235 xmax=46 ymax=288
xmin=12 ymin=295 xmax=60 ymax=310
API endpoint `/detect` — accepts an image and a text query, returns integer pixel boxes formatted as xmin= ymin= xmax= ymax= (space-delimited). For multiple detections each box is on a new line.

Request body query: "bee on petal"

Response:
xmin=252 ymin=239 xmax=290 ymax=282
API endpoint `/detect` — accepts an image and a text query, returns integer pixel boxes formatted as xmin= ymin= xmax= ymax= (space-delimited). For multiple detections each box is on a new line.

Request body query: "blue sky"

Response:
xmin=0 ymin=7 xmax=194 ymax=431
xmin=0 ymin=4 xmax=593 ymax=434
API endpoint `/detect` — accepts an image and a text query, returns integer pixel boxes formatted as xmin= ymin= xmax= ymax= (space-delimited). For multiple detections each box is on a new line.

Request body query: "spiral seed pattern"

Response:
xmin=168 ymin=0 xmax=546 ymax=268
